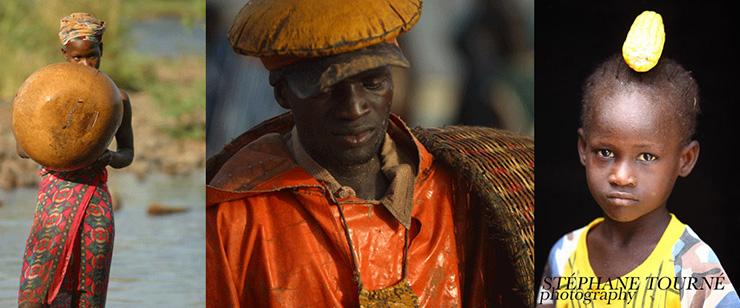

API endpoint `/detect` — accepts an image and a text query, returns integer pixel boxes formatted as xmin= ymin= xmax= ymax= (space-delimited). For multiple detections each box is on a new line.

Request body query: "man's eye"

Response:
xmin=638 ymin=153 xmax=657 ymax=161
xmin=363 ymin=79 xmax=385 ymax=90
xmin=596 ymin=149 xmax=614 ymax=158
xmin=74 ymin=57 xmax=81 ymax=61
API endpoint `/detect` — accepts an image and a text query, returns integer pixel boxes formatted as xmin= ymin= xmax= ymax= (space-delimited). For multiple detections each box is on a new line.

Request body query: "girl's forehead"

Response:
xmin=591 ymin=90 xmax=670 ymax=120
xmin=586 ymin=91 xmax=683 ymax=142
xmin=64 ymin=40 xmax=100 ymax=53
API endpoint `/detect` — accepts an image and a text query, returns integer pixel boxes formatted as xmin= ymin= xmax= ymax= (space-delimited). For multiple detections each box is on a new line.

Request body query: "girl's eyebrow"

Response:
xmin=74 ymin=51 xmax=98 ymax=57
xmin=586 ymin=137 xmax=614 ymax=146
xmin=633 ymin=143 xmax=661 ymax=149
xmin=590 ymin=138 xmax=665 ymax=151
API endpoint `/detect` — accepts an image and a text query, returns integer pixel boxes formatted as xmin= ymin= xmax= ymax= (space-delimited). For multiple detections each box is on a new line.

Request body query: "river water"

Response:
xmin=130 ymin=17 xmax=205 ymax=57
xmin=0 ymin=171 xmax=205 ymax=307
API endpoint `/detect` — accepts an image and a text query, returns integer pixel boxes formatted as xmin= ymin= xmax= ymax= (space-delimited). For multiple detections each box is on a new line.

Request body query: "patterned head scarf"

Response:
xmin=58 ymin=12 xmax=106 ymax=46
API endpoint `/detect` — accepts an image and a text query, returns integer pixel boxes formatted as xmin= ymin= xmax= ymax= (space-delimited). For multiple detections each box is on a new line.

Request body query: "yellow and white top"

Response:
xmin=538 ymin=214 xmax=738 ymax=307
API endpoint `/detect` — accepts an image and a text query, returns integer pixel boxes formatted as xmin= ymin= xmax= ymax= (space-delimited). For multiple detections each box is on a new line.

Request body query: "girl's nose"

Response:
xmin=608 ymin=161 xmax=637 ymax=187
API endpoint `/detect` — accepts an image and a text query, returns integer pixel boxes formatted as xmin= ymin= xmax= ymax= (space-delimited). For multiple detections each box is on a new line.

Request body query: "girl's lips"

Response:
xmin=606 ymin=192 xmax=639 ymax=206
xmin=607 ymin=197 xmax=639 ymax=206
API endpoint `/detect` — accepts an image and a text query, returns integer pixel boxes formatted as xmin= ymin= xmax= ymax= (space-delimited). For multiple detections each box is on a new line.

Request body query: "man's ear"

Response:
xmin=678 ymin=140 xmax=700 ymax=177
xmin=577 ymin=128 xmax=587 ymax=166
xmin=274 ymin=82 xmax=291 ymax=109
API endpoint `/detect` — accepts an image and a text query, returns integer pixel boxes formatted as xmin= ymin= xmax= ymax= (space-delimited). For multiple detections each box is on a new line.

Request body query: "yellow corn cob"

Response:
xmin=622 ymin=11 xmax=665 ymax=72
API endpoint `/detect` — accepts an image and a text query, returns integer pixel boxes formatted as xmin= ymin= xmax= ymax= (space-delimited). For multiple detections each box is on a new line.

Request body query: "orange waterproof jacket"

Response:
xmin=206 ymin=114 xmax=512 ymax=307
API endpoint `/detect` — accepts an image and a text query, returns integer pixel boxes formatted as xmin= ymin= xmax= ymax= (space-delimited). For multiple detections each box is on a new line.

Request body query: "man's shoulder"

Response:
xmin=207 ymin=112 xmax=295 ymax=186
xmin=411 ymin=125 xmax=534 ymax=228
xmin=411 ymin=125 xmax=536 ymax=302
xmin=208 ymin=132 xmax=297 ymax=191
xmin=411 ymin=125 xmax=534 ymax=172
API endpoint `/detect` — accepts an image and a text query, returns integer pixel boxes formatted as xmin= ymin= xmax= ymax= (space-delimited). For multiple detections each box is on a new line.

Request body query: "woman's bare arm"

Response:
xmin=106 ymin=90 xmax=134 ymax=168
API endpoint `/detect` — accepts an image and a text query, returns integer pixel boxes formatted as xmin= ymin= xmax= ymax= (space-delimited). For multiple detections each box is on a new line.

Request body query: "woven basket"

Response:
xmin=413 ymin=126 xmax=534 ymax=307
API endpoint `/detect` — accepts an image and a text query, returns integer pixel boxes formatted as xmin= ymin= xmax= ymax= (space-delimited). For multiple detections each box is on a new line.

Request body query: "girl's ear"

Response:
xmin=577 ymin=128 xmax=587 ymax=166
xmin=678 ymin=140 xmax=700 ymax=177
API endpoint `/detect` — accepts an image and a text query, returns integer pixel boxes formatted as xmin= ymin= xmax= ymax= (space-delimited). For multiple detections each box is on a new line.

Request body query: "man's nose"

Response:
xmin=335 ymin=83 xmax=369 ymax=120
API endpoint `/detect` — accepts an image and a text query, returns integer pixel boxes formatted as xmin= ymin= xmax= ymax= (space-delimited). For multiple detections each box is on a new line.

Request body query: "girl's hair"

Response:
xmin=581 ymin=54 xmax=700 ymax=142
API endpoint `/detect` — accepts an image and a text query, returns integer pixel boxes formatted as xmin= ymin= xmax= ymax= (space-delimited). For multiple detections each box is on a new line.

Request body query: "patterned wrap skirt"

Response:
xmin=18 ymin=166 xmax=114 ymax=307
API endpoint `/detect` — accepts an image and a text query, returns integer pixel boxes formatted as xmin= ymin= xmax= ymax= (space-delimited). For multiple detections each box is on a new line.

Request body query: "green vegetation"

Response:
xmin=0 ymin=0 xmax=205 ymax=139
xmin=123 ymin=0 xmax=205 ymax=23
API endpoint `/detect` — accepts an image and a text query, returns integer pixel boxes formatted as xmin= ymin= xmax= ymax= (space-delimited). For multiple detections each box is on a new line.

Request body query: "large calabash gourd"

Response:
xmin=12 ymin=62 xmax=122 ymax=171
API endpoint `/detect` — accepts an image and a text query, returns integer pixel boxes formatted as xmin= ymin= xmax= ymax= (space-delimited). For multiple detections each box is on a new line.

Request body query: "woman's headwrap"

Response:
xmin=59 ymin=12 xmax=106 ymax=47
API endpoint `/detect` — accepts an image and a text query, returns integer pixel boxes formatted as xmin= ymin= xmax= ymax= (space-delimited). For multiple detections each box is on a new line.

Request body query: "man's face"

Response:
xmin=281 ymin=66 xmax=393 ymax=168
xmin=62 ymin=39 xmax=102 ymax=69
xmin=577 ymin=90 xmax=695 ymax=222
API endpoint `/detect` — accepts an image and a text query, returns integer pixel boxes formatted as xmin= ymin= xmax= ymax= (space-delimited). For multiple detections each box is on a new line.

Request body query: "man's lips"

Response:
xmin=331 ymin=128 xmax=374 ymax=146
xmin=606 ymin=192 xmax=639 ymax=206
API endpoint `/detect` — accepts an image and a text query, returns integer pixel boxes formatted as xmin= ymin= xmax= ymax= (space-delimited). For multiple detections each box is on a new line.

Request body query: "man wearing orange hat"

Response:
xmin=206 ymin=1 xmax=533 ymax=306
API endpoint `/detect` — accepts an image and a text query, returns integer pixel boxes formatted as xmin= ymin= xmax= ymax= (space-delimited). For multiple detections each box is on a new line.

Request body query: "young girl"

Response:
xmin=537 ymin=54 xmax=739 ymax=307
xmin=17 ymin=12 xmax=133 ymax=307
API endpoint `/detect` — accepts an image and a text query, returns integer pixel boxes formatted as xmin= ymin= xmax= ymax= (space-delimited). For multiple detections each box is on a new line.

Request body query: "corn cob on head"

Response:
xmin=622 ymin=10 xmax=665 ymax=72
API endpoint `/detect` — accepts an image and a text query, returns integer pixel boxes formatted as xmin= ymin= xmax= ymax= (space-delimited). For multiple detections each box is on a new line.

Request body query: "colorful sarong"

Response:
xmin=18 ymin=166 xmax=114 ymax=307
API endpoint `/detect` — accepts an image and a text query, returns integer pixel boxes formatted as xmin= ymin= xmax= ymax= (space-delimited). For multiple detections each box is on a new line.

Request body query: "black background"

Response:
xmin=535 ymin=1 xmax=740 ymax=291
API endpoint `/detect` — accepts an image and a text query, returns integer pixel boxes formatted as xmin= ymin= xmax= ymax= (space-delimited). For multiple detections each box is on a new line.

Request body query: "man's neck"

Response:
xmin=325 ymin=155 xmax=388 ymax=200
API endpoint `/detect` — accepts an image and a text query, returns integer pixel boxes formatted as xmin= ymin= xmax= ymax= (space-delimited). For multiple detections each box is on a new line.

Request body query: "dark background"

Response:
xmin=535 ymin=1 xmax=740 ymax=292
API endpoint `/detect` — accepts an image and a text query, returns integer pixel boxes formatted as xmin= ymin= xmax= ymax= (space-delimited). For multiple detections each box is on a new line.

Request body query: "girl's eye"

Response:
xmin=638 ymin=153 xmax=657 ymax=161
xmin=596 ymin=149 xmax=614 ymax=158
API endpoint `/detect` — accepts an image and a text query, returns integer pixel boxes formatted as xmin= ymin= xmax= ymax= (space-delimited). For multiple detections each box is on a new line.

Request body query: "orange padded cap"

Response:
xmin=228 ymin=0 xmax=422 ymax=61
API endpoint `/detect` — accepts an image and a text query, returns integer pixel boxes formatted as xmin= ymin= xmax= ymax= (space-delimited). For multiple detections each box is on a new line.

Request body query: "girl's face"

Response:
xmin=577 ymin=90 xmax=699 ymax=222
xmin=62 ymin=39 xmax=102 ymax=69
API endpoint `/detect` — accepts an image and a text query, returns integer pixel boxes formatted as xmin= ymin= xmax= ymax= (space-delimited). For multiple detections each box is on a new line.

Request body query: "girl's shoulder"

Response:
xmin=543 ymin=220 xmax=599 ymax=276
xmin=672 ymin=224 xmax=725 ymax=271
xmin=673 ymin=222 xmax=740 ymax=306
xmin=667 ymin=217 xmax=722 ymax=262
xmin=551 ymin=224 xmax=587 ymax=254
